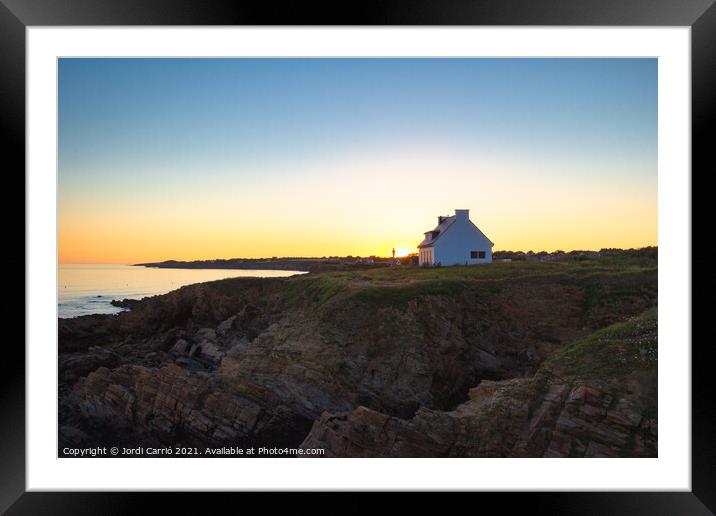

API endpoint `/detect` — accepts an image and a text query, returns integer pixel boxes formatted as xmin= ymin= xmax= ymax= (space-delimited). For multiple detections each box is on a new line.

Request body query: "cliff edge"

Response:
xmin=58 ymin=254 xmax=657 ymax=457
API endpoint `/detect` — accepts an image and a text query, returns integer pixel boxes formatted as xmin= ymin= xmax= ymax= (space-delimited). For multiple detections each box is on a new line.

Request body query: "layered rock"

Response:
xmin=69 ymin=363 xmax=313 ymax=448
xmin=58 ymin=262 xmax=657 ymax=456
xmin=300 ymin=376 xmax=656 ymax=458
xmin=300 ymin=309 xmax=658 ymax=457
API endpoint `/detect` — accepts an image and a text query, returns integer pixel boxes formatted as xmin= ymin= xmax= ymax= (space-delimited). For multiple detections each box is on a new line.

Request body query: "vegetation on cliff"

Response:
xmin=302 ymin=309 xmax=658 ymax=457
xmin=58 ymin=253 xmax=658 ymax=457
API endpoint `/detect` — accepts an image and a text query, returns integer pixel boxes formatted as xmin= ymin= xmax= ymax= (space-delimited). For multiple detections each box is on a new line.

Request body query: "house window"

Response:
xmin=471 ymin=251 xmax=486 ymax=259
xmin=478 ymin=251 xmax=486 ymax=259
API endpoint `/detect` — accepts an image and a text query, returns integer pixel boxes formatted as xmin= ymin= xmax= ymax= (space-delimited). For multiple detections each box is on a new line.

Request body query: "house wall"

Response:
xmin=433 ymin=215 xmax=493 ymax=266
xmin=418 ymin=247 xmax=434 ymax=266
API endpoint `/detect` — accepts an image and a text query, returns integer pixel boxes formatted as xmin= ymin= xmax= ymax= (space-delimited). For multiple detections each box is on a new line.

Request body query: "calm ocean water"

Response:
xmin=58 ymin=264 xmax=304 ymax=319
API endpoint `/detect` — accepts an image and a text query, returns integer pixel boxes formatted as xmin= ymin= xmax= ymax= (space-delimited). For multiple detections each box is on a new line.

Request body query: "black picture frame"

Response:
xmin=4 ymin=0 xmax=712 ymax=512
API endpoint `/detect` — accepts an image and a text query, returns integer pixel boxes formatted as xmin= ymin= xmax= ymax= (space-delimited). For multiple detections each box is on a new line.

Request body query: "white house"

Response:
xmin=417 ymin=209 xmax=494 ymax=266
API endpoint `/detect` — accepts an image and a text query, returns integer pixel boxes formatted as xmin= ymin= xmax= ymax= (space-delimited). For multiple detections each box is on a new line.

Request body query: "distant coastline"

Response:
xmin=135 ymin=247 xmax=658 ymax=272
xmin=134 ymin=257 xmax=400 ymax=273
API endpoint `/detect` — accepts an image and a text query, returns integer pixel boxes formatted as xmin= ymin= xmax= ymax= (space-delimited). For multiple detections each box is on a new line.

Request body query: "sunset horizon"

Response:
xmin=58 ymin=240 xmax=660 ymax=266
xmin=59 ymin=58 xmax=656 ymax=264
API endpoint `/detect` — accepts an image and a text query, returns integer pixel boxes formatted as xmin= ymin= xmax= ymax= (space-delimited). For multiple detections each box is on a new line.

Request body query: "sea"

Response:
xmin=58 ymin=263 xmax=304 ymax=319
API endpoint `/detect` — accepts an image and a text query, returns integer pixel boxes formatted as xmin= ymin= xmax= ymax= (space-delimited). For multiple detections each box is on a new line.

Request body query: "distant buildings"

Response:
xmin=417 ymin=209 xmax=494 ymax=266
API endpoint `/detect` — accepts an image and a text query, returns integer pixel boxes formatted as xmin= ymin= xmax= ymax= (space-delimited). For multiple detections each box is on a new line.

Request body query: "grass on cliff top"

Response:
xmin=296 ymin=252 xmax=655 ymax=283
xmin=544 ymin=307 xmax=658 ymax=385
xmin=280 ymin=254 xmax=657 ymax=309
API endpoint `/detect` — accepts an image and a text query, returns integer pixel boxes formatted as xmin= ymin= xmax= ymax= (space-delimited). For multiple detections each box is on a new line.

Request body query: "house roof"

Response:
xmin=417 ymin=216 xmax=456 ymax=248
xmin=417 ymin=214 xmax=495 ymax=249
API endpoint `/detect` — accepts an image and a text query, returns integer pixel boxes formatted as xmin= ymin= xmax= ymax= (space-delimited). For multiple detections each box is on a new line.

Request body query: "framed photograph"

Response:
xmin=6 ymin=0 xmax=712 ymax=511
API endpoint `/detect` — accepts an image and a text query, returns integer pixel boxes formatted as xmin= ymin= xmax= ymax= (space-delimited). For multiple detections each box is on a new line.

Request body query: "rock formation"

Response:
xmin=300 ymin=309 xmax=657 ymax=457
xmin=58 ymin=259 xmax=658 ymax=457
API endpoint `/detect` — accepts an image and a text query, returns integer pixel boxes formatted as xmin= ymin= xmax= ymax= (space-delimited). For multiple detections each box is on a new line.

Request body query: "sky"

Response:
xmin=58 ymin=58 xmax=657 ymax=263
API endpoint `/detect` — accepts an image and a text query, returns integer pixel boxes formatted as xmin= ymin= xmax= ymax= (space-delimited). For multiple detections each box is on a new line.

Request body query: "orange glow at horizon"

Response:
xmin=58 ymin=153 xmax=657 ymax=264
xmin=58 ymin=58 xmax=657 ymax=265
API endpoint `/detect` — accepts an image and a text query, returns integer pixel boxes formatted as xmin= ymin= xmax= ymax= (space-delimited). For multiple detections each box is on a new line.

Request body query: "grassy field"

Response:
xmin=279 ymin=252 xmax=657 ymax=310
xmin=292 ymin=252 xmax=655 ymax=282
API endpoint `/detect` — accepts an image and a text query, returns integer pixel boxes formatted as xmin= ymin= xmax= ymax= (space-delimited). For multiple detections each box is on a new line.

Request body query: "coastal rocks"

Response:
xmin=59 ymin=346 xmax=121 ymax=386
xmin=189 ymin=340 xmax=224 ymax=363
xmin=195 ymin=327 xmax=217 ymax=341
xmin=217 ymin=315 xmax=237 ymax=336
xmin=69 ymin=363 xmax=263 ymax=445
xmin=300 ymin=375 xmax=657 ymax=458
xmin=232 ymin=303 xmax=272 ymax=341
xmin=110 ymin=298 xmax=142 ymax=310
xmin=168 ymin=330 xmax=227 ymax=370
xmin=170 ymin=338 xmax=192 ymax=355
xmin=191 ymin=328 xmax=225 ymax=363
xmin=300 ymin=309 xmax=658 ymax=458
xmin=66 ymin=359 xmax=316 ymax=448
xmin=58 ymin=266 xmax=658 ymax=456
xmin=541 ymin=385 xmax=656 ymax=458
xmin=58 ymin=314 xmax=122 ymax=352
xmin=59 ymin=277 xmax=286 ymax=352
xmin=312 ymin=282 xmax=591 ymax=414
xmin=300 ymin=407 xmax=412 ymax=458
xmin=218 ymin=319 xmax=357 ymax=420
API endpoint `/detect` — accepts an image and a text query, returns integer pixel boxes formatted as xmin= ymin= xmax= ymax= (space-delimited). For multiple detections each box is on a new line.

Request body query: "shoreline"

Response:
xmin=58 ymin=256 xmax=658 ymax=457
xmin=58 ymin=266 xmax=306 ymax=319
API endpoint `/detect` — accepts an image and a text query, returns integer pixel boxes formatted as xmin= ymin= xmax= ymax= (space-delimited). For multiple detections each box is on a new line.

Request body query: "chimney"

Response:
xmin=455 ymin=209 xmax=469 ymax=220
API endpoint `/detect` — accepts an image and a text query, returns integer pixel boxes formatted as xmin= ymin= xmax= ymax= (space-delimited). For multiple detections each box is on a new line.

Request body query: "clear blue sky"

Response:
xmin=58 ymin=58 xmax=657 ymax=262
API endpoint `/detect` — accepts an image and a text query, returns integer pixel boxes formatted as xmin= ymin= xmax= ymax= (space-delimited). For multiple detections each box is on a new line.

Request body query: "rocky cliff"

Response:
xmin=58 ymin=257 xmax=657 ymax=457
xmin=300 ymin=309 xmax=657 ymax=457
